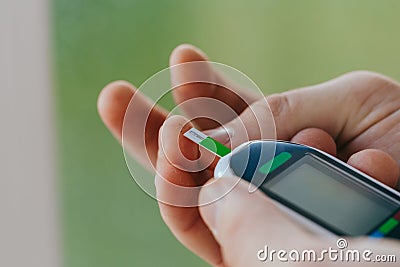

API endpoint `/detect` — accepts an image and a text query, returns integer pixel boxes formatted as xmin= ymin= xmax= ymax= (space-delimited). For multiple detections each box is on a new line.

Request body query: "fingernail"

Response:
xmin=206 ymin=127 xmax=234 ymax=146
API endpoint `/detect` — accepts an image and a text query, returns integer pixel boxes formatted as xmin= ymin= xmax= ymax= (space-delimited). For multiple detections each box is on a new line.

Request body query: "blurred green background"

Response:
xmin=54 ymin=0 xmax=400 ymax=266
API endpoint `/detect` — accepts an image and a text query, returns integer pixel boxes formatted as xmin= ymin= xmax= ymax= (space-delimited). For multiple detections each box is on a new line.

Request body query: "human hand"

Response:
xmin=98 ymin=44 xmax=400 ymax=266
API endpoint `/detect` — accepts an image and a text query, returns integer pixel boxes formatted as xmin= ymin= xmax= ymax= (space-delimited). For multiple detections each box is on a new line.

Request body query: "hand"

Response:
xmin=98 ymin=44 xmax=400 ymax=266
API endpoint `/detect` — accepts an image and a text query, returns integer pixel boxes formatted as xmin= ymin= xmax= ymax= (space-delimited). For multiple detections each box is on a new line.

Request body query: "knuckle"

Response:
xmin=345 ymin=70 xmax=399 ymax=89
xmin=264 ymin=93 xmax=291 ymax=119
xmin=341 ymin=70 xmax=400 ymax=96
xmin=344 ymin=70 xmax=384 ymax=81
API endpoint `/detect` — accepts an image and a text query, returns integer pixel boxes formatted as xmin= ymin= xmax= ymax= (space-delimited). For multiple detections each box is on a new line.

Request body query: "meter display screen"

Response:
xmin=265 ymin=155 xmax=399 ymax=235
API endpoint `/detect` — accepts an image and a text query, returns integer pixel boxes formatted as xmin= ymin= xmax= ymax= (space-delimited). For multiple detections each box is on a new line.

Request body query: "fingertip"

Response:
xmin=169 ymin=44 xmax=208 ymax=66
xmin=347 ymin=149 xmax=399 ymax=188
xmin=291 ymin=128 xmax=337 ymax=156
xmin=98 ymin=80 xmax=135 ymax=110
xmin=97 ymin=80 xmax=135 ymax=139
xmin=159 ymin=115 xmax=190 ymax=140
xmin=156 ymin=115 xmax=204 ymax=190
xmin=158 ymin=115 xmax=190 ymax=142
xmin=158 ymin=115 xmax=199 ymax=163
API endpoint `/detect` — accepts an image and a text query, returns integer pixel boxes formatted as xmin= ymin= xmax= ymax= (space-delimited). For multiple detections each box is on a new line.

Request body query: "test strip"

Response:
xmin=184 ymin=127 xmax=231 ymax=157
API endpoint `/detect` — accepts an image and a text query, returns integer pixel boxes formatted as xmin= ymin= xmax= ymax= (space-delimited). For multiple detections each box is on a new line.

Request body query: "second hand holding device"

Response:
xmin=184 ymin=127 xmax=400 ymax=239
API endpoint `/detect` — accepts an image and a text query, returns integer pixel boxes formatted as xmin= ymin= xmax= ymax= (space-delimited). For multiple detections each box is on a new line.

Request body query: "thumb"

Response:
xmin=199 ymin=178 xmax=320 ymax=267
xmin=199 ymin=178 xmax=400 ymax=267
xmin=209 ymin=71 xmax=392 ymax=149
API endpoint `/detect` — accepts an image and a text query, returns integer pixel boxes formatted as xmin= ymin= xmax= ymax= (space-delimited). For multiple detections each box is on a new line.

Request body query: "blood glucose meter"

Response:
xmin=184 ymin=128 xmax=400 ymax=239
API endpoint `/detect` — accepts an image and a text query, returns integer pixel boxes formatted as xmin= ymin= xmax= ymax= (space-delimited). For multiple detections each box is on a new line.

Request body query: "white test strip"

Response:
xmin=183 ymin=127 xmax=208 ymax=144
xmin=184 ymin=127 xmax=232 ymax=157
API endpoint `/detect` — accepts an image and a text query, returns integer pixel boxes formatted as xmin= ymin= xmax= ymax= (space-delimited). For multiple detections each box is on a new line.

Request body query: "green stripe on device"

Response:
xmin=378 ymin=218 xmax=399 ymax=234
xmin=259 ymin=152 xmax=292 ymax=174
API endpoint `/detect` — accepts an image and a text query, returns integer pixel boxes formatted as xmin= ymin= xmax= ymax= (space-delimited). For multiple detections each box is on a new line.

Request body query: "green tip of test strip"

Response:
xmin=199 ymin=137 xmax=231 ymax=157
xmin=183 ymin=127 xmax=231 ymax=157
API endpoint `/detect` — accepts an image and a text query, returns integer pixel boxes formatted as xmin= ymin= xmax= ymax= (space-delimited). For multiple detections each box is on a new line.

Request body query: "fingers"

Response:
xmin=199 ymin=178 xmax=318 ymax=267
xmin=97 ymin=80 xmax=134 ymax=141
xmin=98 ymin=44 xmax=262 ymax=170
xmin=270 ymin=71 xmax=400 ymax=165
xmin=207 ymin=97 xmax=276 ymax=149
xmin=155 ymin=115 xmax=223 ymax=266
xmin=290 ymin=128 xmax=399 ymax=188
xmin=210 ymin=71 xmax=400 ymax=166
xmin=291 ymin=128 xmax=337 ymax=156
xmin=170 ymin=44 xmax=259 ymax=129
xmin=205 ymin=74 xmax=355 ymax=149
xmin=98 ymin=80 xmax=168 ymax=169
xmin=347 ymin=149 xmax=400 ymax=188
xmin=267 ymin=73 xmax=362 ymax=141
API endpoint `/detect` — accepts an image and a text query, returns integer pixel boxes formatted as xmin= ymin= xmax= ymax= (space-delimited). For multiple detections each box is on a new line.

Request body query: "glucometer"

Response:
xmin=184 ymin=128 xmax=400 ymax=239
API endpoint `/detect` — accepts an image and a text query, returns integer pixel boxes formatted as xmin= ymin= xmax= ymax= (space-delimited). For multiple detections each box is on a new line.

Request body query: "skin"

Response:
xmin=98 ymin=44 xmax=400 ymax=266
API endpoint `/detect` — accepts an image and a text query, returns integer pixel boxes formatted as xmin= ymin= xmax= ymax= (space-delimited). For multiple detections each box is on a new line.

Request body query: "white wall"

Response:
xmin=0 ymin=0 xmax=60 ymax=266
